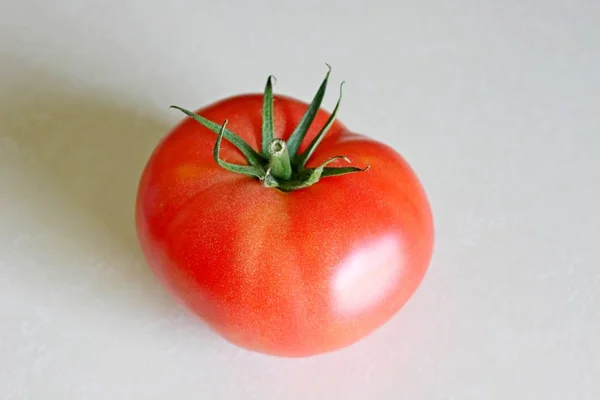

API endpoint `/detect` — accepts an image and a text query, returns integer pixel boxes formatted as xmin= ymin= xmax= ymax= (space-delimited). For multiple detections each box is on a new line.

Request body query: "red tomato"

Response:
xmin=136 ymin=70 xmax=434 ymax=357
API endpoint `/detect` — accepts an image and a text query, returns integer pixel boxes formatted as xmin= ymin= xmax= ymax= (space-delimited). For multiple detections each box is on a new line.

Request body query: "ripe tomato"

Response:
xmin=136 ymin=68 xmax=434 ymax=357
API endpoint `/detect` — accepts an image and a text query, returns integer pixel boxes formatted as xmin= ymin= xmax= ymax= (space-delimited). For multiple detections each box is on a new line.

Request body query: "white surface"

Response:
xmin=1 ymin=0 xmax=599 ymax=398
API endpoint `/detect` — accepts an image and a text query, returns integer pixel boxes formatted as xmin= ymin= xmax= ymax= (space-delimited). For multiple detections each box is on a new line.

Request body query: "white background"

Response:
xmin=1 ymin=0 xmax=599 ymax=399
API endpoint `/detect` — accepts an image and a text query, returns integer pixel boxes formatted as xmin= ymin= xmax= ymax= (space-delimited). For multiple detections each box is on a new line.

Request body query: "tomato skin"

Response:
xmin=136 ymin=93 xmax=434 ymax=357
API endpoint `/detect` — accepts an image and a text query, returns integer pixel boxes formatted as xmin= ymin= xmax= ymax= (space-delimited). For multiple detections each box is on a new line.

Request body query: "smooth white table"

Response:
xmin=1 ymin=1 xmax=599 ymax=399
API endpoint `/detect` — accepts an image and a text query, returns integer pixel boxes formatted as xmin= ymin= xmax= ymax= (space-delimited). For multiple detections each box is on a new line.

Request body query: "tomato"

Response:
xmin=135 ymin=68 xmax=434 ymax=357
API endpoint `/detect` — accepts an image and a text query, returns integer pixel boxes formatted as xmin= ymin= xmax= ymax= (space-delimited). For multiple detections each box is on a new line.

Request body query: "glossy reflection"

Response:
xmin=332 ymin=233 xmax=404 ymax=315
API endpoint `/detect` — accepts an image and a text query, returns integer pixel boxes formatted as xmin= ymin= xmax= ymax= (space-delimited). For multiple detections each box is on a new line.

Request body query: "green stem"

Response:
xmin=297 ymin=81 xmax=344 ymax=167
xmin=285 ymin=64 xmax=331 ymax=160
xmin=261 ymin=75 xmax=276 ymax=155
xmin=171 ymin=67 xmax=371 ymax=192
xmin=268 ymin=139 xmax=292 ymax=180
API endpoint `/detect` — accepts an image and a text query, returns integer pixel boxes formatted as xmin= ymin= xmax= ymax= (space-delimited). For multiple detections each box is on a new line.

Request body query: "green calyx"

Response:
xmin=170 ymin=66 xmax=369 ymax=192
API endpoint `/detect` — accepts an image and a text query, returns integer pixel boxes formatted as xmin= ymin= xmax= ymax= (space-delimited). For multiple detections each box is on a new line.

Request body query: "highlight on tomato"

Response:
xmin=136 ymin=67 xmax=434 ymax=357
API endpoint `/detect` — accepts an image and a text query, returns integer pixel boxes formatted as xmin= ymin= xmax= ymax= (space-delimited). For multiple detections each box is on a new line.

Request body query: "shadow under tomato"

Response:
xmin=0 ymin=65 xmax=212 ymax=335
